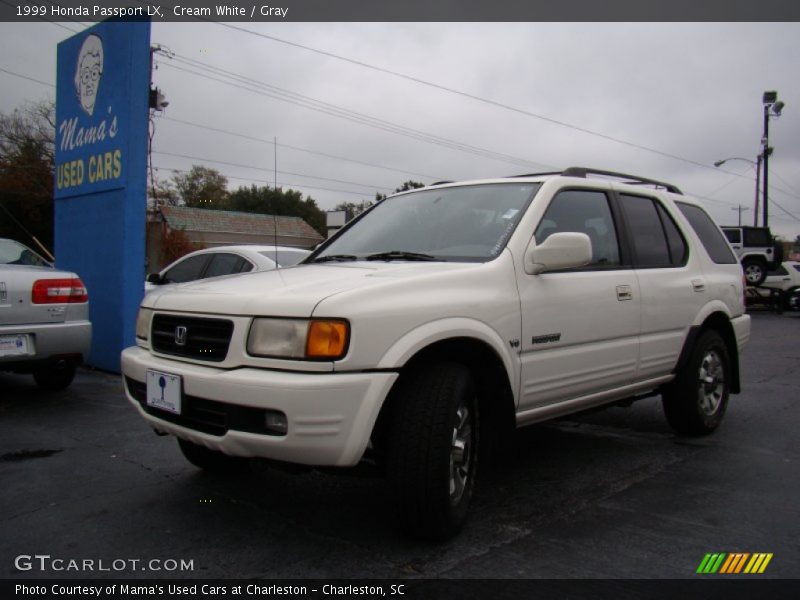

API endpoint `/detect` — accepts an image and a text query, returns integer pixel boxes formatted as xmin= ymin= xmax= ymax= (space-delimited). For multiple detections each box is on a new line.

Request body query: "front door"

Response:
xmin=517 ymin=188 xmax=640 ymax=413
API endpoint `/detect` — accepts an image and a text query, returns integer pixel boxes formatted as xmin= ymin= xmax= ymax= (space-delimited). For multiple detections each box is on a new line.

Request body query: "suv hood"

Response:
xmin=143 ymin=262 xmax=477 ymax=317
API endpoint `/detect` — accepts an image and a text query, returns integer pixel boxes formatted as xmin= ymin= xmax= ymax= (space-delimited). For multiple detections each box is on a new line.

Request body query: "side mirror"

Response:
xmin=146 ymin=273 xmax=163 ymax=284
xmin=524 ymin=232 xmax=592 ymax=275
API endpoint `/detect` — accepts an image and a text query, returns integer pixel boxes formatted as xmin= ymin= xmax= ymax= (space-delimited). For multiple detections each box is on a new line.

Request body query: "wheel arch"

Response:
xmin=675 ymin=311 xmax=741 ymax=394
xmin=371 ymin=333 xmax=517 ymax=464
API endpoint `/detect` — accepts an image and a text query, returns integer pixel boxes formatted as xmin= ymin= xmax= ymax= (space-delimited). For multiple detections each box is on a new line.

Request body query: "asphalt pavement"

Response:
xmin=1 ymin=312 xmax=798 ymax=580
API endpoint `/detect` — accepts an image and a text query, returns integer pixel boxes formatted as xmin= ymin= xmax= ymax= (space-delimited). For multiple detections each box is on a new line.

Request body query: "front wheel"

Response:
xmin=387 ymin=362 xmax=479 ymax=541
xmin=663 ymin=330 xmax=731 ymax=436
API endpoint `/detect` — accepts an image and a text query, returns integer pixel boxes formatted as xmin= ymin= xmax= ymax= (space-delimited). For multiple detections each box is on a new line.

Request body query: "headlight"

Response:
xmin=247 ymin=318 xmax=349 ymax=360
xmin=135 ymin=307 xmax=153 ymax=340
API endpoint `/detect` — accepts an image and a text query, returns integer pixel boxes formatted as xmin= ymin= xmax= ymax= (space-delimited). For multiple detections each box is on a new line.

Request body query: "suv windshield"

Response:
xmin=0 ymin=238 xmax=50 ymax=267
xmin=313 ymin=183 xmax=541 ymax=263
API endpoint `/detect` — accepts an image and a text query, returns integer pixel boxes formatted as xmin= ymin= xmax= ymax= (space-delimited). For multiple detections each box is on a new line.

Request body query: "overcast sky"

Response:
xmin=2 ymin=21 xmax=799 ymax=238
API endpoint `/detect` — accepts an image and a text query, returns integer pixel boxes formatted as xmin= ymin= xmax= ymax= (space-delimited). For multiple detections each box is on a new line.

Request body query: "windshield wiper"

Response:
xmin=365 ymin=251 xmax=440 ymax=262
xmin=310 ymin=254 xmax=359 ymax=263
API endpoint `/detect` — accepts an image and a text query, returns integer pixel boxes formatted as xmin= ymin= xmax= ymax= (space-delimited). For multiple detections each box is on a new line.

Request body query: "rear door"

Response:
xmin=615 ymin=192 xmax=702 ymax=381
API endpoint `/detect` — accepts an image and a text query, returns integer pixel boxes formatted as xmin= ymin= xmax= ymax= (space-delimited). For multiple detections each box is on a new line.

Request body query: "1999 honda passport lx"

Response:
xmin=122 ymin=167 xmax=750 ymax=540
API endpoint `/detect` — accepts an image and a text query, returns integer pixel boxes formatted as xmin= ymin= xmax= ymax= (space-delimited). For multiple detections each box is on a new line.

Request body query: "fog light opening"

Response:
xmin=264 ymin=410 xmax=288 ymax=436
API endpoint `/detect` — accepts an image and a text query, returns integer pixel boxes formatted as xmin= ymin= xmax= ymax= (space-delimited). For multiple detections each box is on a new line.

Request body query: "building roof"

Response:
xmin=160 ymin=206 xmax=323 ymax=242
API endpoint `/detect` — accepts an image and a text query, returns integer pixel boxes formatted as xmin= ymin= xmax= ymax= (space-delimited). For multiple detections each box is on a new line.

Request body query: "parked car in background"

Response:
xmin=721 ymin=226 xmax=783 ymax=286
xmin=0 ymin=238 xmax=91 ymax=390
xmin=747 ymin=261 xmax=800 ymax=311
xmin=145 ymin=245 xmax=311 ymax=292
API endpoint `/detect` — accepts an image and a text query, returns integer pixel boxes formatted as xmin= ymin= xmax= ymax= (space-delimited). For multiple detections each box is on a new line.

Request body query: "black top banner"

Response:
xmin=3 ymin=0 xmax=800 ymax=22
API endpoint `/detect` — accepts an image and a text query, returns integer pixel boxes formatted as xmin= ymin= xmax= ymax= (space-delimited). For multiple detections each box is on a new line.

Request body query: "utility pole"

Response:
xmin=761 ymin=91 xmax=785 ymax=229
xmin=731 ymin=205 xmax=749 ymax=226
xmin=754 ymin=154 xmax=761 ymax=227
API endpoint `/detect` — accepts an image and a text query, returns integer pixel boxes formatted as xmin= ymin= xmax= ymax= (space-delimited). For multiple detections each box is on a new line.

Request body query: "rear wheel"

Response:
xmin=387 ymin=362 xmax=479 ymax=541
xmin=663 ymin=330 xmax=730 ymax=436
xmin=742 ymin=258 xmax=767 ymax=286
xmin=33 ymin=360 xmax=77 ymax=391
xmin=177 ymin=438 xmax=250 ymax=472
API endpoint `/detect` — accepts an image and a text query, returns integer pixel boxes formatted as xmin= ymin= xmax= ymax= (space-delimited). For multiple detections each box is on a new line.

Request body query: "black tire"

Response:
xmin=387 ymin=362 xmax=479 ymax=541
xmin=785 ymin=287 xmax=800 ymax=312
xmin=177 ymin=438 xmax=250 ymax=472
xmin=663 ymin=330 xmax=730 ymax=436
xmin=742 ymin=258 xmax=767 ymax=286
xmin=32 ymin=360 xmax=77 ymax=391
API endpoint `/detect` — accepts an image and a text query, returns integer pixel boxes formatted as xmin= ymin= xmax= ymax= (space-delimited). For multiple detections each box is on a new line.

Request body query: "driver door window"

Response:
xmin=534 ymin=189 xmax=621 ymax=268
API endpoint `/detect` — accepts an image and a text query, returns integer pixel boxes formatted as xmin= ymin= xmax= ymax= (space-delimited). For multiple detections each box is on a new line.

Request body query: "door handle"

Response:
xmin=616 ymin=285 xmax=633 ymax=301
xmin=691 ymin=279 xmax=706 ymax=293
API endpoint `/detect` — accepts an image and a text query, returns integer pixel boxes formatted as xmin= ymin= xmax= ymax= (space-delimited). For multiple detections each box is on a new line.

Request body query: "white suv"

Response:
xmin=122 ymin=167 xmax=750 ymax=540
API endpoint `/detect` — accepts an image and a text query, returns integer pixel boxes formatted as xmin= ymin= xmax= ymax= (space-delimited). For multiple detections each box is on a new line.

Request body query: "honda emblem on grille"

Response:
xmin=174 ymin=325 xmax=188 ymax=346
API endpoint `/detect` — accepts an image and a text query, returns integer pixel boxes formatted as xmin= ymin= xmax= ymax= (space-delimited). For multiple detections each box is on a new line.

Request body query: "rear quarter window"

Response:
xmin=675 ymin=202 xmax=737 ymax=265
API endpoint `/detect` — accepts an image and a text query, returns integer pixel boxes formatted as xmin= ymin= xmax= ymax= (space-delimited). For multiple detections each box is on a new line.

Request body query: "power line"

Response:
xmin=154 ymin=165 xmax=374 ymax=197
xmin=0 ymin=67 xmax=54 ymax=88
xmin=159 ymin=54 xmax=554 ymax=170
xmin=160 ymin=116 xmax=442 ymax=181
xmin=768 ymin=168 xmax=800 ymax=199
xmin=154 ymin=150 xmax=394 ymax=191
xmin=210 ymin=22 xmax=738 ymax=174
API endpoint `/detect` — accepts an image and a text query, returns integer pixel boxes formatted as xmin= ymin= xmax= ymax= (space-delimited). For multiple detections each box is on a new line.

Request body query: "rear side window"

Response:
xmin=743 ymin=228 xmax=771 ymax=247
xmin=204 ymin=253 xmax=248 ymax=278
xmin=723 ymin=229 xmax=741 ymax=244
xmin=619 ymin=194 xmax=686 ymax=267
xmin=675 ymin=202 xmax=737 ymax=264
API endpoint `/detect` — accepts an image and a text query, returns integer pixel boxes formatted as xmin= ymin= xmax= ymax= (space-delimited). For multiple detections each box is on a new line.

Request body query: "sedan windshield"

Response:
xmin=0 ymin=238 xmax=50 ymax=267
xmin=313 ymin=183 xmax=540 ymax=262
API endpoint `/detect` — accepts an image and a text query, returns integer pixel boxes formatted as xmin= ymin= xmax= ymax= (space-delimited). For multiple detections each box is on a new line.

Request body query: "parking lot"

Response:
xmin=1 ymin=312 xmax=798 ymax=580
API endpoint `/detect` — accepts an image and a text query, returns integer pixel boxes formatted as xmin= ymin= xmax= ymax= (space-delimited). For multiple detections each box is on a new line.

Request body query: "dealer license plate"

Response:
xmin=146 ymin=369 xmax=182 ymax=415
xmin=0 ymin=334 xmax=30 ymax=357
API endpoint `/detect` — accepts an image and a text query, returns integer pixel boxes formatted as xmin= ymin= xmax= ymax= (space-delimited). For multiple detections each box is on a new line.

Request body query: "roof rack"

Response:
xmin=560 ymin=167 xmax=683 ymax=195
xmin=509 ymin=171 xmax=564 ymax=178
xmin=509 ymin=167 xmax=682 ymax=195
xmin=428 ymin=180 xmax=454 ymax=186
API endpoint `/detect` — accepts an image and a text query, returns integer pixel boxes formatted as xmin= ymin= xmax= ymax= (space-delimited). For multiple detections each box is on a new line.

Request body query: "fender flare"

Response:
xmin=376 ymin=317 xmax=519 ymax=405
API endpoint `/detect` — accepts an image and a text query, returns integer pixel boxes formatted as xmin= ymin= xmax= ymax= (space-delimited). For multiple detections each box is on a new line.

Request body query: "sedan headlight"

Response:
xmin=247 ymin=318 xmax=349 ymax=360
xmin=135 ymin=307 xmax=153 ymax=340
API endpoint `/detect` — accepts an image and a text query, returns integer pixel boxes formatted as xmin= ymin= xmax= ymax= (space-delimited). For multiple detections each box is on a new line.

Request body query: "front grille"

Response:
xmin=125 ymin=377 xmax=272 ymax=437
xmin=151 ymin=314 xmax=233 ymax=362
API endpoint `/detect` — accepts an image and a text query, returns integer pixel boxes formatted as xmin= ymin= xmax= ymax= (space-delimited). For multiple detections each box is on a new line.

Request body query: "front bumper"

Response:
xmin=0 ymin=320 xmax=91 ymax=367
xmin=121 ymin=346 xmax=398 ymax=467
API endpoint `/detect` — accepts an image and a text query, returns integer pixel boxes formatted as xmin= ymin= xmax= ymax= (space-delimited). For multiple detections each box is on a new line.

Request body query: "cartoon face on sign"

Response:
xmin=74 ymin=34 xmax=103 ymax=116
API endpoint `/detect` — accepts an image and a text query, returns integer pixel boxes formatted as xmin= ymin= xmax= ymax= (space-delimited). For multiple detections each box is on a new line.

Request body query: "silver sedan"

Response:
xmin=0 ymin=238 xmax=91 ymax=390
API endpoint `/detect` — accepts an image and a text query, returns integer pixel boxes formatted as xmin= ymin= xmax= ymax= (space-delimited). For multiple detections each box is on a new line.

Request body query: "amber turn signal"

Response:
xmin=306 ymin=320 xmax=349 ymax=359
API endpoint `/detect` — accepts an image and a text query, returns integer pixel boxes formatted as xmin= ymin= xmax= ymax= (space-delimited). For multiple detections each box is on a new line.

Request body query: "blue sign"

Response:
xmin=54 ymin=19 xmax=150 ymax=372
xmin=55 ymin=21 xmax=142 ymax=198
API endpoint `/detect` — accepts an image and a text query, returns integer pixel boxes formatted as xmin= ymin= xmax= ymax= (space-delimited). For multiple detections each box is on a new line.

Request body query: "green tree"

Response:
xmin=334 ymin=200 xmax=374 ymax=220
xmin=0 ymin=100 xmax=55 ymax=253
xmin=394 ymin=180 xmax=425 ymax=193
xmin=172 ymin=165 xmax=229 ymax=208
xmin=375 ymin=180 xmax=426 ymax=203
xmin=227 ymin=185 xmax=326 ymax=236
